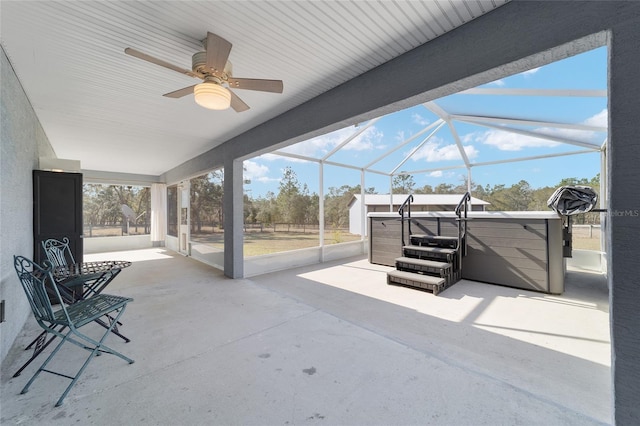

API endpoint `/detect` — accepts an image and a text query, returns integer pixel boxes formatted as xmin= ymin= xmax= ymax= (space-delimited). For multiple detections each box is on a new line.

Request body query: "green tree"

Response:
xmin=254 ymin=191 xmax=279 ymax=225
xmin=277 ymin=167 xmax=301 ymax=224
xmin=83 ymin=183 xmax=151 ymax=235
xmin=414 ymin=184 xmax=434 ymax=194
xmin=324 ymin=184 xmax=374 ymax=228
xmin=189 ymin=171 xmax=224 ymax=233
xmin=434 ymin=183 xmax=454 ymax=194
xmin=392 ymin=174 xmax=415 ymax=194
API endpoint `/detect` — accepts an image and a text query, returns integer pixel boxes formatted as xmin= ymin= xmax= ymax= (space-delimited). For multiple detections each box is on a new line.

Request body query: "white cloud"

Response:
xmin=412 ymin=113 xmax=430 ymax=126
xmin=488 ymin=79 xmax=506 ymax=87
xmin=460 ymin=133 xmax=475 ymax=144
xmin=243 ymin=160 xmax=270 ymax=180
xmin=468 ymin=129 xmax=560 ymax=151
xmin=429 ymin=171 xmax=443 ymax=177
xmin=274 ymin=125 xmax=385 ymax=160
xmin=522 ymin=67 xmax=541 ymax=76
xmin=410 ymin=138 xmax=479 ymax=162
xmin=462 ymin=108 xmax=608 ymax=151
xmin=344 ymin=126 xmax=385 ymax=151
xmin=583 ymin=108 xmax=607 ymax=127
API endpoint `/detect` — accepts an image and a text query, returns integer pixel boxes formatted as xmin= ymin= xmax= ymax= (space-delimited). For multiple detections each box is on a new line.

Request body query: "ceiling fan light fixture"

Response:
xmin=194 ymin=82 xmax=231 ymax=110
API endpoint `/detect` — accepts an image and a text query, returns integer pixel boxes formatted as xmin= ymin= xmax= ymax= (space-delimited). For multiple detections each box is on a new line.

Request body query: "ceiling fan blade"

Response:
xmin=205 ymin=32 xmax=232 ymax=72
xmin=163 ymin=85 xmax=197 ymax=98
xmin=229 ymin=89 xmax=250 ymax=112
xmin=227 ymin=77 xmax=284 ymax=93
xmin=125 ymin=48 xmax=200 ymax=79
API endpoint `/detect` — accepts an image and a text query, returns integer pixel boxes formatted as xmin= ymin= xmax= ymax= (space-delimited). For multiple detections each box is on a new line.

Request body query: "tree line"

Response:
xmin=195 ymin=167 xmax=602 ymax=232
xmin=83 ymin=184 xmax=150 ymax=232
xmin=393 ymin=173 xmax=601 ymax=224
xmin=84 ymin=168 xmax=601 ymax=236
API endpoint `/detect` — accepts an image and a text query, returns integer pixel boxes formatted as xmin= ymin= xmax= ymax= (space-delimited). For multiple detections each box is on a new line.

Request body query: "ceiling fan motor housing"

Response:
xmin=192 ymin=51 xmax=232 ymax=80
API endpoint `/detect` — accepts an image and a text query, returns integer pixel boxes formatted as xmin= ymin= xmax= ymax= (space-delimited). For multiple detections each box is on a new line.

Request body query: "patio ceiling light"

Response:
xmin=194 ymin=82 xmax=231 ymax=110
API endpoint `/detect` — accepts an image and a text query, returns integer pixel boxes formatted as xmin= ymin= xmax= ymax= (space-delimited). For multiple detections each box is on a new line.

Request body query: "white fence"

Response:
xmin=572 ymin=224 xmax=601 ymax=239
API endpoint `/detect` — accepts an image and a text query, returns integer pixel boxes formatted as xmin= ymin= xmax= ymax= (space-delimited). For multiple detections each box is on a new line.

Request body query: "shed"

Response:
xmin=348 ymin=194 xmax=490 ymax=236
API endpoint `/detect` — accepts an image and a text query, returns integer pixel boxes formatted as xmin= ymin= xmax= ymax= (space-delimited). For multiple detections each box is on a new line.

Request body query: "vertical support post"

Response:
xmin=466 ymin=166 xmax=473 ymax=213
xmin=319 ymin=161 xmax=325 ymax=262
xmin=389 ymin=175 xmax=393 ymax=212
xmin=609 ymin=22 xmax=640 ymax=424
xmin=223 ymin=157 xmax=244 ymax=279
xmin=600 ymin=148 xmax=607 ymax=254
xmin=150 ymin=183 xmax=167 ymax=247
xmin=360 ymin=169 xmax=366 ymax=239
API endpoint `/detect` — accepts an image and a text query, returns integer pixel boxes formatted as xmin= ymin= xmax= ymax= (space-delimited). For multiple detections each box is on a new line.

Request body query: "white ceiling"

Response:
xmin=0 ymin=1 xmax=508 ymax=176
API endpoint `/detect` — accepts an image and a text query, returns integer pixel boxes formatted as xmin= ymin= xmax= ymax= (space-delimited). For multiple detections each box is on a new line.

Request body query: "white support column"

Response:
xmin=150 ymin=183 xmax=167 ymax=247
xmin=389 ymin=175 xmax=393 ymax=212
xmin=360 ymin=169 xmax=366 ymax=239
xmin=319 ymin=161 xmax=325 ymax=261
xmin=467 ymin=167 xmax=472 ymax=194
xmin=600 ymin=148 xmax=607 ymax=254
xmin=223 ymin=157 xmax=244 ymax=278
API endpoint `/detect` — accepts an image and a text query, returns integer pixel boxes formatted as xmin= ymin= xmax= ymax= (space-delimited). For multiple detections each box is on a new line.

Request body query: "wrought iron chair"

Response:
xmin=42 ymin=237 xmax=98 ymax=295
xmin=40 ymin=237 xmax=130 ymax=346
xmin=13 ymin=255 xmax=134 ymax=407
xmin=42 ymin=237 xmax=76 ymax=267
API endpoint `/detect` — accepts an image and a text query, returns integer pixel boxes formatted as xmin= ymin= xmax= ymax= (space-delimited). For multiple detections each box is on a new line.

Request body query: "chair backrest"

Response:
xmin=42 ymin=237 xmax=75 ymax=267
xmin=13 ymin=256 xmax=59 ymax=324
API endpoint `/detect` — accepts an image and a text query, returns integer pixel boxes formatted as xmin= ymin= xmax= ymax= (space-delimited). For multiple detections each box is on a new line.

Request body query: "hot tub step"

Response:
xmin=387 ymin=269 xmax=446 ymax=295
xmin=410 ymin=234 xmax=458 ymax=248
xmin=403 ymin=245 xmax=456 ymax=262
xmin=395 ymin=256 xmax=451 ymax=276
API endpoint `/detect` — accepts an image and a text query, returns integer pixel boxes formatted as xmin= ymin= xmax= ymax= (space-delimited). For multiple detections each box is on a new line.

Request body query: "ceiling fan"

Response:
xmin=125 ymin=32 xmax=283 ymax=112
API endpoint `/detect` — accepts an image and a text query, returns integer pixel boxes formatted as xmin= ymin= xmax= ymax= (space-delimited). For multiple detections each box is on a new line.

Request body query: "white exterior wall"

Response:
xmin=349 ymin=198 xmax=365 ymax=236
xmin=0 ymin=47 xmax=56 ymax=362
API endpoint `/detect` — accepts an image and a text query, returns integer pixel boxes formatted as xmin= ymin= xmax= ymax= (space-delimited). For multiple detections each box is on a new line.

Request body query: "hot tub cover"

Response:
xmin=547 ymin=185 xmax=598 ymax=216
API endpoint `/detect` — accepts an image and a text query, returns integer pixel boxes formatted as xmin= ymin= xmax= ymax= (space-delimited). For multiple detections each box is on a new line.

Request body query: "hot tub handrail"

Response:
xmin=398 ymin=194 xmax=414 ymax=248
xmin=455 ymin=192 xmax=471 ymax=274
xmin=455 ymin=192 xmax=471 ymax=218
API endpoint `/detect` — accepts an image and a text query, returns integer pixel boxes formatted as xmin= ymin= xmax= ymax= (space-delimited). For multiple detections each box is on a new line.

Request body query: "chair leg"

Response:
xmin=13 ymin=325 xmax=66 ymax=378
xmin=20 ymin=330 xmax=72 ymax=396
xmin=93 ymin=316 xmax=130 ymax=343
xmin=54 ymin=306 xmax=133 ymax=407
xmin=20 ymin=306 xmax=134 ymax=407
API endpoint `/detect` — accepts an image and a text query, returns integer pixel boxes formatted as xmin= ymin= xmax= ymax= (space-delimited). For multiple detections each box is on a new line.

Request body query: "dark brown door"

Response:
xmin=33 ymin=170 xmax=83 ymax=265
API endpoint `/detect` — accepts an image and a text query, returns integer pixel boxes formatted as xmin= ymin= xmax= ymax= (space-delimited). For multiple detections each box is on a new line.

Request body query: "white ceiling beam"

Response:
xmin=458 ymin=88 xmax=607 ymax=97
xmin=423 ymin=101 xmax=471 ymax=167
xmin=362 ymin=119 xmax=444 ymax=169
xmin=452 ymin=114 xmax=607 ymax=132
xmin=362 ymin=168 xmax=391 ymax=177
xmin=470 ymin=148 xmax=597 ymax=168
xmin=463 ymin=120 xmax=603 ymax=150
xmin=401 ymin=163 xmax=467 ymax=175
xmin=398 ymin=148 xmax=597 ymax=175
xmin=270 ymin=151 xmax=320 ymax=163
xmin=423 ymin=101 xmax=450 ymax=120
xmin=389 ymin=121 xmax=447 ymax=175
xmin=322 ymin=160 xmax=364 ymax=172
xmin=447 ymin=121 xmax=471 ymax=167
xmin=322 ymin=117 xmax=381 ymax=161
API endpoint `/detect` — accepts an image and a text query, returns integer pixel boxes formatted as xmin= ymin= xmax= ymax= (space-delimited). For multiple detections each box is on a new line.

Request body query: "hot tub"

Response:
xmin=368 ymin=211 xmax=565 ymax=294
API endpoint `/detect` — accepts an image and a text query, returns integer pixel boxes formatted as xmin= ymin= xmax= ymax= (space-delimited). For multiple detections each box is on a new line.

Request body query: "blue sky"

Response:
xmin=243 ymin=47 xmax=607 ymax=198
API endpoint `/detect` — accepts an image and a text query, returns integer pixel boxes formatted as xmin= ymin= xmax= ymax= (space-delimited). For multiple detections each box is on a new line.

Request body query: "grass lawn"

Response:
xmin=191 ymin=230 xmax=363 ymax=257
xmin=572 ymin=237 xmax=602 ymax=251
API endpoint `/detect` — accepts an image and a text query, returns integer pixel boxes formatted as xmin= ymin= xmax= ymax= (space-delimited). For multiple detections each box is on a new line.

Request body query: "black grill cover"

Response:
xmin=547 ymin=185 xmax=598 ymax=216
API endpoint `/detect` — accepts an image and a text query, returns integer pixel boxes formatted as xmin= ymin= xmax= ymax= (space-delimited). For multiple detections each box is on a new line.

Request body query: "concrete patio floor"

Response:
xmin=1 ymin=248 xmax=611 ymax=425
